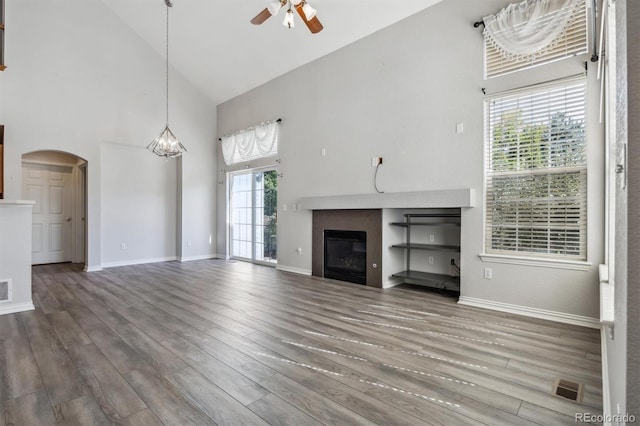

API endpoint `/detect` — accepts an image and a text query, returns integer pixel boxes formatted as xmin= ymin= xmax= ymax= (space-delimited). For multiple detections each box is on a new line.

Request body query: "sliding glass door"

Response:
xmin=230 ymin=169 xmax=277 ymax=264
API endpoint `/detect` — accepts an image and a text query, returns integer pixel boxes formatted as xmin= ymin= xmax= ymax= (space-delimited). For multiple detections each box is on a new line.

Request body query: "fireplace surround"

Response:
xmin=312 ymin=209 xmax=382 ymax=287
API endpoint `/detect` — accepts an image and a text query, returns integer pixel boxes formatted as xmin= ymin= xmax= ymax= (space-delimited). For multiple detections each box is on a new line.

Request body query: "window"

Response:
xmin=484 ymin=78 xmax=587 ymax=260
xmin=484 ymin=0 xmax=588 ymax=78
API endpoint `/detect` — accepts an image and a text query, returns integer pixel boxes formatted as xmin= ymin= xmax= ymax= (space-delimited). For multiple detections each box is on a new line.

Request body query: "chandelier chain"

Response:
xmin=165 ymin=1 xmax=169 ymax=126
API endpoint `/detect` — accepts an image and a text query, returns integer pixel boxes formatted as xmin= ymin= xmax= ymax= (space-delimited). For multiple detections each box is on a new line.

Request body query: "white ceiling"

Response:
xmin=101 ymin=0 xmax=443 ymax=105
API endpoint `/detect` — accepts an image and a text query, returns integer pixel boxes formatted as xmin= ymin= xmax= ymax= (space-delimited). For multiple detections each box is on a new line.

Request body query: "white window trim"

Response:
xmin=479 ymin=253 xmax=591 ymax=271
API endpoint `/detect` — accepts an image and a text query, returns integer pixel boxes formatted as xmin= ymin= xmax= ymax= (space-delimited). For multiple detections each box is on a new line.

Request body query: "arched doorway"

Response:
xmin=21 ymin=151 xmax=88 ymax=267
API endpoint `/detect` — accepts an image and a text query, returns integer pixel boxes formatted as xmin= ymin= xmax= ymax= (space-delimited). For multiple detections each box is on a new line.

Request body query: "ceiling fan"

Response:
xmin=251 ymin=0 xmax=323 ymax=34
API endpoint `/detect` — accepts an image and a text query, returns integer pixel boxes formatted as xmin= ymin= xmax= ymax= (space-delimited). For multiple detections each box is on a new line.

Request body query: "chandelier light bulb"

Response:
xmin=301 ymin=2 xmax=316 ymax=20
xmin=283 ymin=8 xmax=295 ymax=28
xmin=268 ymin=0 xmax=282 ymax=15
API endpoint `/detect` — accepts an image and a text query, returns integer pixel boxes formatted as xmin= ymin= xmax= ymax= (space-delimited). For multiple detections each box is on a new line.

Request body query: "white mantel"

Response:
xmin=0 ymin=200 xmax=36 ymax=315
xmin=300 ymin=189 xmax=475 ymax=210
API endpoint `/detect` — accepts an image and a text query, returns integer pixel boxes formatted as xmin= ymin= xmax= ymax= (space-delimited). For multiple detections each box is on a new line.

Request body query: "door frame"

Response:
xmin=227 ymin=165 xmax=278 ymax=266
xmin=21 ymin=154 xmax=88 ymax=267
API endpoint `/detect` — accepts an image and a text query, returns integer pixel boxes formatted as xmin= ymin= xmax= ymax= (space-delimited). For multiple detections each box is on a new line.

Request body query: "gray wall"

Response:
xmin=606 ymin=0 xmax=639 ymax=418
xmin=217 ymin=0 xmax=605 ymax=319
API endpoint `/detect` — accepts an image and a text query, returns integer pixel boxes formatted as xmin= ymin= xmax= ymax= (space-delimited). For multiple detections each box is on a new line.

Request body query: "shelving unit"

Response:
xmin=391 ymin=212 xmax=461 ymax=293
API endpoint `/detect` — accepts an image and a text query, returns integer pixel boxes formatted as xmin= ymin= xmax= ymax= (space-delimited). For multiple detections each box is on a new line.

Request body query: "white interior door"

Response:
xmin=22 ymin=164 xmax=74 ymax=265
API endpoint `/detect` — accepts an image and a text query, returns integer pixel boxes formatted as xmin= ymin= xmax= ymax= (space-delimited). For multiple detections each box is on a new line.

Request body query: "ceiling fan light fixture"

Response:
xmin=267 ymin=1 xmax=282 ymax=15
xmin=301 ymin=2 xmax=317 ymax=20
xmin=283 ymin=8 xmax=295 ymax=28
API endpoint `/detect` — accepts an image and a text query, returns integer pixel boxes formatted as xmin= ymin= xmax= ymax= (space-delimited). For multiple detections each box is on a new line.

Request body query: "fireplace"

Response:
xmin=323 ymin=230 xmax=367 ymax=285
xmin=312 ymin=209 xmax=382 ymax=287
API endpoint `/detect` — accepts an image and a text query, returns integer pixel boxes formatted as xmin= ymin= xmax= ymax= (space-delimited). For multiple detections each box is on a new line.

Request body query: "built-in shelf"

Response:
xmin=390 ymin=222 xmax=460 ymax=227
xmin=390 ymin=212 xmax=461 ymax=294
xmin=391 ymin=243 xmax=460 ymax=252
xmin=391 ymin=270 xmax=460 ymax=292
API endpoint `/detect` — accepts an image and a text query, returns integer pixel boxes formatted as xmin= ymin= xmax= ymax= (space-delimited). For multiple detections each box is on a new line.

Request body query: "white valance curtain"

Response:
xmin=220 ymin=119 xmax=280 ymax=165
xmin=483 ymin=0 xmax=582 ymax=61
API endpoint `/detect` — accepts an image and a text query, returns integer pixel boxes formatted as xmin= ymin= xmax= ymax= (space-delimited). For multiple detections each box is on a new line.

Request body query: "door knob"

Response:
xmin=66 ymin=217 xmax=72 ymax=222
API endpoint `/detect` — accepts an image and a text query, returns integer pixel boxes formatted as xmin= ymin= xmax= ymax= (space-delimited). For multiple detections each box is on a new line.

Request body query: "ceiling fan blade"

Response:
xmin=251 ymin=8 xmax=272 ymax=25
xmin=295 ymin=3 xmax=323 ymax=34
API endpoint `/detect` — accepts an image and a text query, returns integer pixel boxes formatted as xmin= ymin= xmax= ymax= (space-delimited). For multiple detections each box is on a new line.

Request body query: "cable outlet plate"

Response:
xmin=371 ymin=157 xmax=383 ymax=167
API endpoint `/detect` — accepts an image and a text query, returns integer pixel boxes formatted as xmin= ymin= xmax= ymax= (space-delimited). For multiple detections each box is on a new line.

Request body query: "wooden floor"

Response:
xmin=0 ymin=260 xmax=602 ymax=425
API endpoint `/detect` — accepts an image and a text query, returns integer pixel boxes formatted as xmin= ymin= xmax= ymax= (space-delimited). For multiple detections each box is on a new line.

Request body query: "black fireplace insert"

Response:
xmin=323 ymin=230 xmax=367 ymax=285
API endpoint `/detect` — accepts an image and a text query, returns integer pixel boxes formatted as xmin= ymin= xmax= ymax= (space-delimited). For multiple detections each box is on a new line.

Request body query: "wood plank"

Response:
xmin=48 ymin=311 xmax=92 ymax=349
xmin=161 ymin=335 xmax=270 ymax=405
xmin=115 ymin=324 xmax=187 ymax=375
xmin=258 ymin=373 xmax=377 ymax=425
xmin=122 ymin=409 xmax=164 ymax=426
xmin=0 ymin=314 xmax=23 ymax=339
xmin=247 ymin=393 xmax=324 ymax=426
xmin=1 ymin=390 xmax=57 ymax=425
xmin=67 ymin=344 xmax=147 ymax=421
xmin=164 ymin=366 xmax=269 ymax=425
xmin=20 ymin=310 xmax=89 ymax=406
xmin=124 ymin=368 xmax=215 ymax=426
xmin=0 ymin=335 xmax=44 ymax=400
xmin=54 ymin=395 xmax=111 ymax=426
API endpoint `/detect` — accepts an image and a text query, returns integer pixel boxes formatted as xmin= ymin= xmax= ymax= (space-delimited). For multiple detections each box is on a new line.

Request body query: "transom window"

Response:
xmin=484 ymin=0 xmax=588 ymax=78
xmin=484 ymin=78 xmax=587 ymax=260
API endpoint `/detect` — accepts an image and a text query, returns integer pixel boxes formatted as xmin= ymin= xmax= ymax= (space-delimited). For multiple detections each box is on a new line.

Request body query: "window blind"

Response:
xmin=485 ymin=0 xmax=588 ymax=79
xmin=485 ymin=79 xmax=587 ymax=259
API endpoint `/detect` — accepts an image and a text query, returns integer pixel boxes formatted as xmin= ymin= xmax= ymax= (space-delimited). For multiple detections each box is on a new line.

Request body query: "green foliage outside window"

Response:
xmin=487 ymin=105 xmax=586 ymax=258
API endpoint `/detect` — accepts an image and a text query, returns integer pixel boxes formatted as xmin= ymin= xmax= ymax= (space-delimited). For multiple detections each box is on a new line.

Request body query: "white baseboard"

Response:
xmin=101 ymin=256 xmax=177 ymax=269
xmin=179 ymin=254 xmax=219 ymax=262
xmin=84 ymin=265 xmax=103 ymax=272
xmin=458 ymin=296 xmax=600 ymax=329
xmin=276 ymin=265 xmax=312 ymax=276
xmin=0 ymin=301 xmax=35 ymax=315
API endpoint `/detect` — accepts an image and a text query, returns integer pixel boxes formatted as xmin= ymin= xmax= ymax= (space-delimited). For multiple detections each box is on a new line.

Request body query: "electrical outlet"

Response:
xmin=120 ymin=243 xmax=126 ymax=250
xmin=321 ymin=148 xmax=326 ymax=157
xmin=456 ymin=122 xmax=464 ymax=134
xmin=188 ymin=240 xmax=192 ymax=247
xmin=429 ymin=234 xmax=435 ymax=243
xmin=371 ymin=156 xmax=383 ymax=167
xmin=428 ymin=256 xmax=434 ymax=264
xmin=484 ymin=267 xmax=492 ymax=279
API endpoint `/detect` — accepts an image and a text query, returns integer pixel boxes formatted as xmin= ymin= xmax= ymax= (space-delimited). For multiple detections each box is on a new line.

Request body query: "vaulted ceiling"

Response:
xmin=101 ymin=0 xmax=443 ymax=105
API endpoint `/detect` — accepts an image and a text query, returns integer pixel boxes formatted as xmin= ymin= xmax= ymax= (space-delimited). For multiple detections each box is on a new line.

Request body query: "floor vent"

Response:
xmin=553 ymin=378 xmax=584 ymax=403
xmin=0 ymin=280 xmax=9 ymax=301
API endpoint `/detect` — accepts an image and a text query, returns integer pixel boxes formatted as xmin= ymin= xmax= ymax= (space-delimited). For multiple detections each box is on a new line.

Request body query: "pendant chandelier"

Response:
xmin=147 ymin=0 xmax=186 ymax=158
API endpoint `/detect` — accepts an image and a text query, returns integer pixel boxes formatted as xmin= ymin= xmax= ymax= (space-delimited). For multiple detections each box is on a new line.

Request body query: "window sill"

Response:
xmin=479 ymin=253 xmax=592 ymax=271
